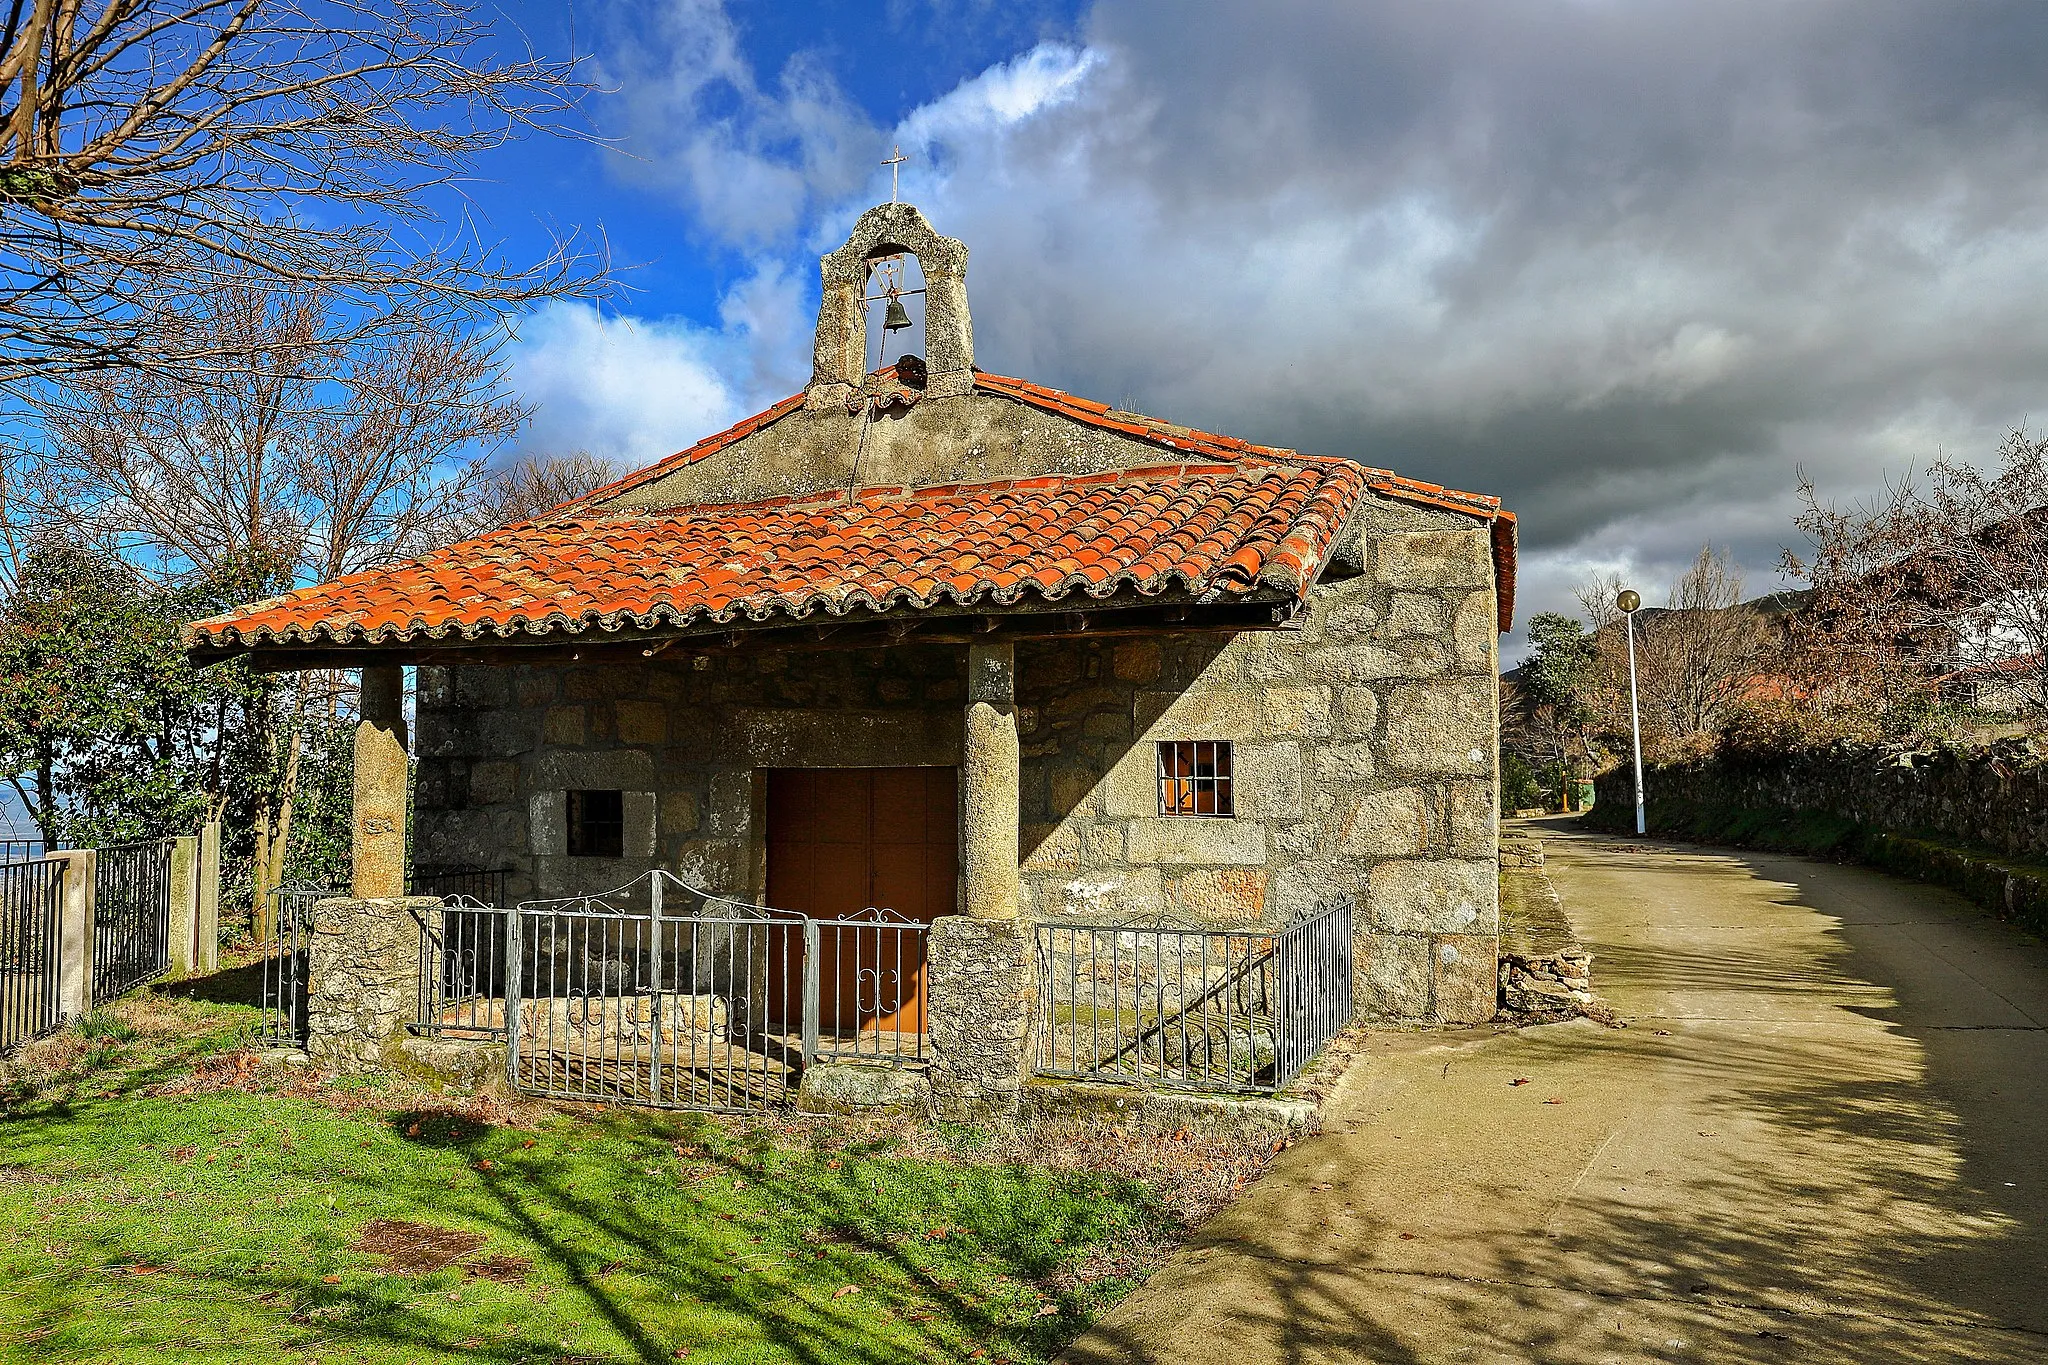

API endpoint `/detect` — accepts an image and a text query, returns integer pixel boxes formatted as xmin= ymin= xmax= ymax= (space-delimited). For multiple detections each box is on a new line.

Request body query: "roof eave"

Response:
xmin=188 ymin=588 xmax=1310 ymax=671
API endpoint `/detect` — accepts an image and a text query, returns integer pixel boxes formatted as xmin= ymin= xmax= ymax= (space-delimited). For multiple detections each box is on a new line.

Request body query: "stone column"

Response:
xmin=353 ymin=665 xmax=409 ymax=898
xmin=55 ymin=850 xmax=95 ymax=1020
xmin=928 ymin=641 xmax=1031 ymax=1120
xmin=305 ymin=895 xmax=439 ymax=1073
xmin=168 ymin=835 xmax=198 ymax=977
xmin=959 ymin=642 xmax=1019 ymax=921
xmin=196 ymin=819 xmax=220 ymax=972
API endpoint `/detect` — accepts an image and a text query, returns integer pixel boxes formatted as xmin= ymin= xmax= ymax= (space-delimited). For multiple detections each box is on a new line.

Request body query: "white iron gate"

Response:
xmin=481 ymin=872 xmax=929 ymax=1114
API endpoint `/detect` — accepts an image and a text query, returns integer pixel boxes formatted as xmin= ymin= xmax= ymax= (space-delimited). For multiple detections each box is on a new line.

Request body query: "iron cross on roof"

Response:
xmin=882 ymin=145 xmax=907 ymax=202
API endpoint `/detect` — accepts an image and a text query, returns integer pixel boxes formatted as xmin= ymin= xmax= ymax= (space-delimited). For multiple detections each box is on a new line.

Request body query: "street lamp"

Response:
xmin=1618 ymin=588 xmax=1645 ymax=836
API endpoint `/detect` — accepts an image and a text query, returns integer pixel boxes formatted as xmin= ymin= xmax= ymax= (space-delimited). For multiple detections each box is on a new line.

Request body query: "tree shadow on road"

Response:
xmin=1062 ymin=823 xmax=2048 ymax=1363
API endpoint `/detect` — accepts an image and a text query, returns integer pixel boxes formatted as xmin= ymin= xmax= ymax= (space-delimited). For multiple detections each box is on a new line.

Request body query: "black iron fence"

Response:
xmin=407 ymin=866 xmax=510 ymax=903
xmin=807 ymin=907 xmax=931 ymax=1067
xmin=0 ymin=856 xmax=65 ymax=1055
xmin=507 ymin=877 xmax=804 ymax=1113
xmin=401 ymin=873 xmax=935 ymax=1112
xmin=1033 ymin=900 xmax=1354 ymax=1094
xmin=256 ymin=883 xmax=330 ymax=1046
xmin=91 ymin=840 xmax=175 ymax=1006
xmin=0 ymin=839 xmax=45 ymax=863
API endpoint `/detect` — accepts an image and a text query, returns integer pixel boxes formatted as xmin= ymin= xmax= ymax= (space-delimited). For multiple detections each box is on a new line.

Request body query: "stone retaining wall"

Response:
xmin=1592 ymin=738 xmax=2048 ymax=863
xmin=1592 ymin=753 xmax=2048 ymax=938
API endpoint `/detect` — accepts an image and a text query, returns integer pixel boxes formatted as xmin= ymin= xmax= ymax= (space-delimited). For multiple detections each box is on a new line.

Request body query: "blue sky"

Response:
xmin=468 ymin=1 xmax=1086 ymax=320
xmin=430 ymin=2 xmax=2048 ymax=661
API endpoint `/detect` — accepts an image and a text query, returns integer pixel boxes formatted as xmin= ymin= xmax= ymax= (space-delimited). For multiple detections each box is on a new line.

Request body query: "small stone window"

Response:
xmin=566 ymin=789 xmax=625 ymax=858
xmin=1157 ymin=741 xmax=1234 ymax=818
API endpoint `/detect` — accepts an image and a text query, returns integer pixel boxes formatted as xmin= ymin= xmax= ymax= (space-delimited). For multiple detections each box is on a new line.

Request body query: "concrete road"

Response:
xmin=1063 ymin=818 xmax=2048 ymax=1364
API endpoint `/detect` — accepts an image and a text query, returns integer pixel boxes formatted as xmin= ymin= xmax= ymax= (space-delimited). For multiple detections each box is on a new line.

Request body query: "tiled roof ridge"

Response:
xmin=541 ymin=363 xmax=1510 ymax=533
xmin=519 ymin=460 xmax=1265 ymax=527
xmin=189 ymin=461 xmax=1367 ymax=649
xmin=968 ymin=370 xmax=1510 ymax=524
xmin=549 ymin=390 xmax=810 ymax=513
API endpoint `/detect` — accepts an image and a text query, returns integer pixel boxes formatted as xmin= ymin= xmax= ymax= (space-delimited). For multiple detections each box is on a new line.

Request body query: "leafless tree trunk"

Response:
xmin=0 ymin=0 xmax=604 ymax=386
xmin=34 ymin=273 xmax=526 ymax=902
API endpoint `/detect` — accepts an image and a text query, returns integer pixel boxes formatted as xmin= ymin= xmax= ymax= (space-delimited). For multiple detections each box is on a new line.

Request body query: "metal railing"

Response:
xmin=91 ymin=840 xmax=175 ymax=1006
xmin=1033 ymin=899 xmax=1354 ymax=1094
xmin=404 ymin=872 xmax=934 ymax=1112
xmin=507 ymin=874 xmax=805 ymax=1113
xmin=256 ymin=882 xmax=331 ymax=1045
xmin=0 ymin=838 xmax=45 ymax=863
xmin=412 ymin=897 xmax=510 ymax=1038
xmin=808 ymin=907 xmax=931 ymax=1066
xmin=0 ymin=856 xmax=65 ymax=1055
xmin=408 ymin=866 xmax=510 ymax=904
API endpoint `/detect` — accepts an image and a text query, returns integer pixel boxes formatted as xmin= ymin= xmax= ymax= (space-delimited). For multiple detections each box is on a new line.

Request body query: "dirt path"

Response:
xmin=1062 ymin=817 xmax=2048 ymax=1363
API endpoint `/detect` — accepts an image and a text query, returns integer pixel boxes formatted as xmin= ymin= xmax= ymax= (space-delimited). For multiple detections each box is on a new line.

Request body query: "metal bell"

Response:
xmin=882 ymin=297 xmax=912 ymax=332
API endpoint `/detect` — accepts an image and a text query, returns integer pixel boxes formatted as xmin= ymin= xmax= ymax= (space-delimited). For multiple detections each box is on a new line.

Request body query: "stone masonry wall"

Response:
xmin=412 ymin=496 xmax=1501 ymax=1023
xmin=414 ymin=645 xmax=967 ymax=904
xmin=1592 ymin=737 xmax=2048 ymax=864
xmin=1015 ymin=508 xmax=1500 ymax=1023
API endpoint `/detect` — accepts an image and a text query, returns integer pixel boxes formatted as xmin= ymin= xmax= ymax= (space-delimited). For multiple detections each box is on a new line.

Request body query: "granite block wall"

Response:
xmin=1015 ymin=518 xmax=1501 ymax=1023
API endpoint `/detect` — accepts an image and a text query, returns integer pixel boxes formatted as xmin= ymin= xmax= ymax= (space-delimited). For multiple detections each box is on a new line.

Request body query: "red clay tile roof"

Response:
xmin=192 ymin=462 xmax=1368 ymax=649
xmin=193 ymin=367 xmax=1521 ymax=650
xmin=547 ymin=366 xmax=1517 ymax=628
xmin=973 ymin=372 xmax=1518 ymax=630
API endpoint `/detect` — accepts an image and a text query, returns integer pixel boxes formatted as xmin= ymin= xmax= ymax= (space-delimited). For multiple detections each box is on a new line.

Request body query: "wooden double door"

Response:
xmin=765 ymin=767 xmax=957 ymax=1036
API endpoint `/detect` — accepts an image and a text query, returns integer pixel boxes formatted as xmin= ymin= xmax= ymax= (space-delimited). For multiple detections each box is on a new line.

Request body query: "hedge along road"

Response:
xmin=1063 ymin=816 xmax=2048 ymax=1364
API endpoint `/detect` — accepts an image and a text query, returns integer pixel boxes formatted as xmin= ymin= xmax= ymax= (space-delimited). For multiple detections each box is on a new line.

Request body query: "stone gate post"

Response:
xmin=928 ymin=642 xmax=1033 ymax=1120
xmin=304 ymin=895 xmax=441 ymax=1073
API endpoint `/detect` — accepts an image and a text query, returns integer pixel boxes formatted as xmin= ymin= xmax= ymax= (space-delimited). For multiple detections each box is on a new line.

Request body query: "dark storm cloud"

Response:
xmin=891 ymin=1 xmax=2048 ymax=645
xmin=575 ymin=0 xmax=2048 ymax=649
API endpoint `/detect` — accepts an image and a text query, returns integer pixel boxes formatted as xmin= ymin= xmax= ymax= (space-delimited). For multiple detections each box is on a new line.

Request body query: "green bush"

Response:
xmin=1500 ymin=752 xmax=1545 ymax=814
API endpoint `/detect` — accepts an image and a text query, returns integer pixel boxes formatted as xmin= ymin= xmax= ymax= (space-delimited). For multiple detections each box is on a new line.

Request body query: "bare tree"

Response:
xmin=0 ymin=0 xmax=602 ymax=385
xmin=34 ymin=273 xmax=527 ymax=924
xmin=1574 ymin=570 xmax=1627 ymax=633
xmin=463 ymin=449 xmax=624 ymax=533
xmin=1786 ymin=431 xmax=2048 ymax=722
xmin=1573 ymin=550 xmax=1766 ymax=754
xmin=1637 ymin=545 xmax=1767 ymax=740
xmin=37 ymin=275 xmax=525 ymax=582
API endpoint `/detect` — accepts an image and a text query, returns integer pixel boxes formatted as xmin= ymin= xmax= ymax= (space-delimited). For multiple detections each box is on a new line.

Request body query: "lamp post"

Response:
xmin=1618 ymin=589 xmax=1645 ymax=836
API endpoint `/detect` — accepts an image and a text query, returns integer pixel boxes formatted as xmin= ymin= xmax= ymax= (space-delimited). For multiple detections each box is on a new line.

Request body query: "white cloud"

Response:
xmin=602 ymin=0 xmax=881 ymax=244
xmin=898 ymin=43 xmax=1100 ymax=144
xmin=507 ymin=303 xmax=747 ymax=467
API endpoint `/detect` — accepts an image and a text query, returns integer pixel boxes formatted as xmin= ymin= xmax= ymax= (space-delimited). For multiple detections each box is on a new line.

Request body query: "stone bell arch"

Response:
xmin=805 ymin=202 xmax=975 ymax=408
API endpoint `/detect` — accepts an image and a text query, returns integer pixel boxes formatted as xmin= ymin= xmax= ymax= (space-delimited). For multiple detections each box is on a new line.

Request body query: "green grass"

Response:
xmin=0 ymin=1005 xmax=1179 ymax=1364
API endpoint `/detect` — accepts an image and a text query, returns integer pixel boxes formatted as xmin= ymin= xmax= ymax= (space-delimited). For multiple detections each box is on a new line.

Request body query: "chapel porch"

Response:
xmin=249 ymin=616 xmax=1357 ymax=1118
